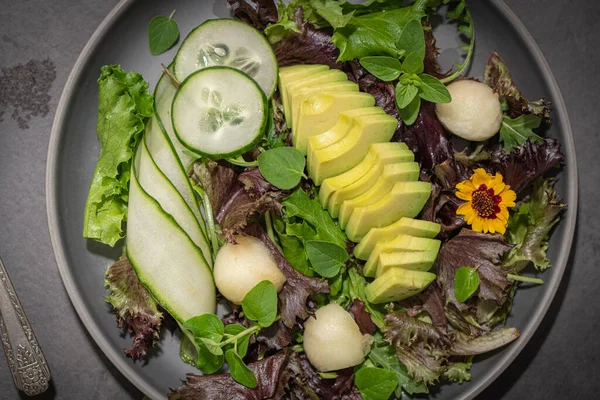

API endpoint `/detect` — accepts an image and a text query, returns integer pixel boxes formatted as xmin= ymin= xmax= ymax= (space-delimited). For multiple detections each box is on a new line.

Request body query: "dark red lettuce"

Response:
xmin=226 ymin=0 xmax=278 ymax=31
xmin=349 ymin=299 xmax=377 ymax=335
xmin=169 ymin=351 xmax=289 ymax=400
xmin=434 ymin=229 xmax=512 ymax=311
xmin=104 ymin=254 xmax=163 ymax=361
xmin=484 ymin=51 xmax=551 ymax=120
xmin=274 ymin=9 xmax=342 ymax=69
xmin=399 ymin=282 xmax=448 ymax=330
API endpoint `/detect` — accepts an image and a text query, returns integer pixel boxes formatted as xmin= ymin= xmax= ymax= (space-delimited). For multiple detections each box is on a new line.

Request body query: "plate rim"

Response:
xmin=45 ymin=1 xmax=579 ymax=399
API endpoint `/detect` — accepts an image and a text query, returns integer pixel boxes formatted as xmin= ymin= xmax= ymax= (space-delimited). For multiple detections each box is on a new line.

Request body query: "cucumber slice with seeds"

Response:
xmin=174 ymin=19 xmax=278 ymax=97
xmin=172 ymin=67 xmax=267 ymax=158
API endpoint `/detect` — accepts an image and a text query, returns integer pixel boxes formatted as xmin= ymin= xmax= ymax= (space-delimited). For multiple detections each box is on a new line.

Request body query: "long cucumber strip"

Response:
xmin=127 ymin=162 xmax=215 ymax=323
xmin=136 ymin=137 xmax=212 ymax=267
xmin=154 ymin=69 xmax=197 ymax=171
xmin=144 ymin=116 xmax=207 ymax=240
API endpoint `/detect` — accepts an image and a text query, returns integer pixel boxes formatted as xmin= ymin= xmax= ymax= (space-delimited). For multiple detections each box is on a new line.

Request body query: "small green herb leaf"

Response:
xmin=395 ymin=83 xmax=419 ymax=109
xmin=418 ymin=74 xmax=451 ymax=103
xmin=225 ymin=349 xmax=258 ymax=388
xmin=258 ymin=147 xmax=306 ymax=190
xmin=196 ymin=341 xmax=225 ymax=374
xmin=242 ymin=280 xmax=278 ymax=327
xmin=224 ymin=324 xmax=250 ymax=358
xmin=499 ymin=114 xmax=544 ymax=152
xmin=355 ymin=367 xmax=399 ymax=400
xmin=183 ymin=314 xmax=225 ymax=342
xmin=359 ymin=56 xmax=402 ymax=82
xmin=401 ymin=52 xmax=424 ymax=74
xmin=148 ymin=11 xmax=179 ymax=55
xmin=454 ymin=267 xmax=480 ymax=302
xmin=305 ymin=240 xmax=348 ymax=278
xmin=398 ymin=92 xmax=421 ymax=125
xmin=397 ymin=19 xmax=425 ymax=59
xmin=198 ymin=338 xmax=224 ymax=356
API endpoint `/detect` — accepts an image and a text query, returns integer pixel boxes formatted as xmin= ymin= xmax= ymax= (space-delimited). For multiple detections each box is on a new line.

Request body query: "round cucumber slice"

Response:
xmin=174 ymin=19 xmax=278 ymax=97
xmin=172 ymin=67 xmax=267 ymax=159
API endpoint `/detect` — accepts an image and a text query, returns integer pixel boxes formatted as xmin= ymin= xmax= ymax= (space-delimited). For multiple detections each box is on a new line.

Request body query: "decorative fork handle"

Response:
xmin=0 ymin=256 xmax=51 ymax=396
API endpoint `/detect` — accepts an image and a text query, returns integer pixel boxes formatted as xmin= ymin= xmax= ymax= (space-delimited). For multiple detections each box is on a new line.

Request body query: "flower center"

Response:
xmin=472 ymin=184 xmax=501 ymax=218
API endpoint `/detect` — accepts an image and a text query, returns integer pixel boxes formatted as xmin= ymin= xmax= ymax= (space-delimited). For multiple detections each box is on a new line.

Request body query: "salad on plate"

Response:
xmin=82 ymin=0 xmax=567 ymax=398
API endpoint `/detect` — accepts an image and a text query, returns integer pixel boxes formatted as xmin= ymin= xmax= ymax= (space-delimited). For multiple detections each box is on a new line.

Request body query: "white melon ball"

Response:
xmin=214 ymin=235 xmax=286 ymax=304
xmin=435 ymin=80 xmax=503 ymax=142
xmin=303 ymin=304 xmax=373 ymax=372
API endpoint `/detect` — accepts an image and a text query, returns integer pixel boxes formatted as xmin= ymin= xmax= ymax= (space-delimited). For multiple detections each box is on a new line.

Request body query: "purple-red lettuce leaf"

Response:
xmin=169 ymin=350 xmax=289 ymax=400
xmin=245 ymin=223 xmax=329 ymax=328
xmin=227 ymin=0 xmax=278 ymax=31
xmin=349 ymin=299 xmax=377 ymax=335
xmin=484 ymin=51 xmax=551 ymax=121
xmin=504 ymin=178 xmax=566 ymax=271
xmin=392 ymin=101 xmax=455 ymax=174
xmin=434 ymin=229 xmax=512 ymax=310
xmin=490 ymin=138 xmax=564 ymax=196
xmin=384 ymin=311 xmax=450 ymax=348
xmin=399 ymin=282 xmax=448 ymax=330
xmin=104 ymin=254 xmax=163 ymax=361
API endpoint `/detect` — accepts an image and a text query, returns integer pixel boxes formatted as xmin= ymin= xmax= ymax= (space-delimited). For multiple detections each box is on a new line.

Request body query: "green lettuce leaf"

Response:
xmin=331 ymin=0 xmax=427 ymax=61
xmin=504 ymin=178 xmax=566 ymax=271
xmin=282 ymin=189 xmax=346 ymax=247
xmin=83 ymin=65 xmax=153 ymax=246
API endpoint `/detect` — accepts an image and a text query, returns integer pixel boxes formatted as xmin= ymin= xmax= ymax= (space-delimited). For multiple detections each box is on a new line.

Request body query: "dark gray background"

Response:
xmin=0 ymin=0 xmax=598 ymax=399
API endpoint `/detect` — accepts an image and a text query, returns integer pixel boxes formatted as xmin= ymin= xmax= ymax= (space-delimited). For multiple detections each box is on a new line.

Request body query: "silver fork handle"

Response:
xmin=0 ymin=256 xmax=51 ymax=396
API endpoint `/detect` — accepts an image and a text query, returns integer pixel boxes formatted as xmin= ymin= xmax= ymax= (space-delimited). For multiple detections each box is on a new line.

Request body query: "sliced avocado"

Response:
xmin=318 ymin=142 xmax=410 ymax=210
xmin=365 ymin=268 xmax=436 ymax=304
xmin=338 ymin=162 xmax=419 ymax=228
xmin=295 ymin=92 xmax=375 ymax=156
xmin=279 ymin=65 xmax=329 ymax=123
xmin=291 ymin=81 xmax=359 ymax=142
xmin=319 ymin=142 xmax=414 ymax=212
xmin=307 ymin=107 xmax=385 ymax=164
xmin=363 ymin=234 xmax=441 ymax=277
xmin=285 ymin=69 xmax=348 ymax=128
xmin=309 ymin=113 xmax=396 ymax=185
xmin=354 ymin=218 xmax=441 ymax=260
xmin=328 ymin=150 xmax=414 ymax=218
xmin=345 ymin=181 xmax=432 ymax=242
xmin=376 ymin=250 xmax=440 ymax=277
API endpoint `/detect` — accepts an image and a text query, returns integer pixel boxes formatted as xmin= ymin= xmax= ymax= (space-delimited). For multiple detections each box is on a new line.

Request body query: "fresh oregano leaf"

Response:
xmin=258 ymin=147 xmax=306 ymax=190
xmin=397 ymin=19 xmax=425 ymax=59
xmin=195 ymin=341 xmax=225 ymax=374
xmin=401 ymin=51 xmax=424 ymax=74
xmin=148 ymin=10 xmax=180 ymax=55
xmin=454 ymin=266 xmax=480 ymax=302
xmin=359 ymin=56 xmax=402 ymax=82
xmin=226 ymin=349 xmax=258 ymax=388
xmin=183 ymin=314 xmax=225 ymax=342
xmin=242 ymin=280 xmax=278 ymax=327
xmin=224 ymin=324 xmax=250 ymax=358
xmin=355 ymin=367 xmax=399 ymax=400
xmin=395 ymin=83 xmax=419 ymax=109
xmin=305 ymin=240 xmax=349 ymax=278
xmin=418 ymin=74 xmax=452 ymax=103
xmin=398 ymin=91 xmax=421 ymax=125
xmin=199 ymin=337 xmax=224 ymax=356
xmin=499 ymin=114 xmax=544 ymax=152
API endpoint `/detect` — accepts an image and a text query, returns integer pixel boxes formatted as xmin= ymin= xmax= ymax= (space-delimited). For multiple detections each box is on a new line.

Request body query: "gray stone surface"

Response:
xmin=0 ymin=0 xmax=598 ymax=399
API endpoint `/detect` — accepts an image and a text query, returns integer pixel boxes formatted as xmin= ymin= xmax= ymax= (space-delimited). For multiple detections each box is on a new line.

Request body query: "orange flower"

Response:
xmin=455 ymin=168 xmax=516 ymax=234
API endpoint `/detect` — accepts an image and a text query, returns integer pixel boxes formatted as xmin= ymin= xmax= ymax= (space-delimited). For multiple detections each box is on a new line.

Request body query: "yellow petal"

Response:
xmin=471 ymin=168 xmax=491 ymax=187
xmin=471 ymin=217 xmax=485 ymax=233
xmin=456 ymin=190 xmax=472 ymax=201
xmin=457 ymin=202 xmax=471 ymax=216
xmin=456 ymin=180 xmax=475 ymax=195
xmin=493 ymin=218 xmax=507 ymax=234
xmin=496 ymin=208 xmax=509 ymax=223
xmin=500 ymin=189 xmax=517 ymax=206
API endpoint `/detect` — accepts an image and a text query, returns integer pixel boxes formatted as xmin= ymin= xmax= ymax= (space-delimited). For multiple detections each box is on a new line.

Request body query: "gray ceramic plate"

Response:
xmin=46 ymin=1 xmax=578 ymax=399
